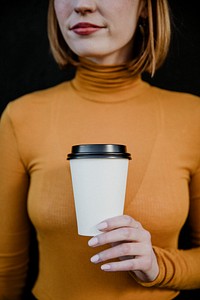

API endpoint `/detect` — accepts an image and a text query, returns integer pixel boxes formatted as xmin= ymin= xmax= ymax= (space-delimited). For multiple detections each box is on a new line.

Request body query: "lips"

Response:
xmin=70 ymin=22 xmax=104 ymax=35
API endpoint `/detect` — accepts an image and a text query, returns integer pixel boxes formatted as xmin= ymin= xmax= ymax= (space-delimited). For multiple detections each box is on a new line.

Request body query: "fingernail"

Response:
xmin=91 ymin=254 xmax=100 ymax=263
xmin=97 ymin=222 xmax=107 ymax=230
xmin=101 ymin=264 xmax=111 ymax=271
xmin=88 ymin=237 xmax=98 ymax=246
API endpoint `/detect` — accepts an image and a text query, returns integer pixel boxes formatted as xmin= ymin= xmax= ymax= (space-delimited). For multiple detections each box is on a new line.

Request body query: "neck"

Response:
xmin=70 ymin=58 xmax=148 ymax=103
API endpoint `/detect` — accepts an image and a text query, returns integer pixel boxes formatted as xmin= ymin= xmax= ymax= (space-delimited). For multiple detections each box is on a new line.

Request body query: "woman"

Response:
xmin=0 ymin=0 xmax=199 ymax=299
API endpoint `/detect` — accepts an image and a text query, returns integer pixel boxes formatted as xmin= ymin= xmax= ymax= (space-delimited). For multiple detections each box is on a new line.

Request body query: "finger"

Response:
xmin=88 ymin=224 xmax=151 ymax=247
xmin=101 ymin=255 xmax=155 ymax=273
xmin=100 ymin=257 xmax=143 ymax=272
xmin=96 ymin=215 xmax=141 ymax=232
xmin=90 ymin=242 xmax=145 ymax=264
xmin=111 ymin=241 xmax=121 ymax=247
xmin=88 ymin=226 xmax=142 ymax=247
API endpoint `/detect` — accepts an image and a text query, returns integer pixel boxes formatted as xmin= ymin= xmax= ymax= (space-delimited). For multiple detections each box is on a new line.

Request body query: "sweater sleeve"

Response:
xmin=0 ymin=105 xmax=31 ymax=300
xmin=131 ymin=157 xmax=200 ymax=290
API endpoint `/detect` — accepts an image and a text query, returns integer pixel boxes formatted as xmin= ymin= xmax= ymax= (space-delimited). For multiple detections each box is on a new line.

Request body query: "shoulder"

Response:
xmin=8 ymin=81 xmax=70 ymax=110
xmin=147 ymin=84 xmax=200 ymax=122
xmin=2 ymin=81 xmax=72 ymax=124
xmin=142 ymin=83 xmax=200 ymax=148
xmin=148 ymin=84 xmax=200 ymax=108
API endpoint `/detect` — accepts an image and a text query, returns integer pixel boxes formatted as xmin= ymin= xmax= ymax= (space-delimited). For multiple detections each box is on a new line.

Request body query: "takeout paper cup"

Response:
xmin=67 ymin=144 xmax=131 ymax=236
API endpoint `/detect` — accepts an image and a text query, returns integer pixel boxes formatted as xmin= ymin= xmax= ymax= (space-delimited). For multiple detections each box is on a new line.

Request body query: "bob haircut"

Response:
xmin=47 ymin=0 xmax=171 ymax=76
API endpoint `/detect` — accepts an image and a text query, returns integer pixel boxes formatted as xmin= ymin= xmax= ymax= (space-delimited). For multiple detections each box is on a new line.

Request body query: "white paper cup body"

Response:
xmin=69 ymin=158 xmax=129 ymax=236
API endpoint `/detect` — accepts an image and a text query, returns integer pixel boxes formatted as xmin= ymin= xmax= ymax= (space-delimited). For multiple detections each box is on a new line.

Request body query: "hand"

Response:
xmin=88 ymin=215 xmax=159 ymax=283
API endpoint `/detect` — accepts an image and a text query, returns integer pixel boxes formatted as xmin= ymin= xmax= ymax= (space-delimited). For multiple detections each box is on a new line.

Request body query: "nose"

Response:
xmin=74 ymin=0 xmax=96 ymax=15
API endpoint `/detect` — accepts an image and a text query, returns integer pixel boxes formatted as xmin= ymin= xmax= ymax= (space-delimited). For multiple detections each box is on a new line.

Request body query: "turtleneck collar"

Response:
xmin=70 ymin=58 xmax=149 ymax=103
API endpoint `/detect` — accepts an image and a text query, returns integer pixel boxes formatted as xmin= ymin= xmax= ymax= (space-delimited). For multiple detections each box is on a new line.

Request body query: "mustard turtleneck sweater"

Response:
xmin=0 ymin=59 xmax=200 ymax=300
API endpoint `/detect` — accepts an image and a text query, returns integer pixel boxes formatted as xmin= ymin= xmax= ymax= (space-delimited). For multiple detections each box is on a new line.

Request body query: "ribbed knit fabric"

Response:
xmin=0 ymin=59 xmax=200 ymax=300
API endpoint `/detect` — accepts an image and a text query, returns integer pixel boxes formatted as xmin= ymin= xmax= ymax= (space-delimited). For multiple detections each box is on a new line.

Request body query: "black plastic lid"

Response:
xmin=67 ymin=144 xmax=132 ymax=160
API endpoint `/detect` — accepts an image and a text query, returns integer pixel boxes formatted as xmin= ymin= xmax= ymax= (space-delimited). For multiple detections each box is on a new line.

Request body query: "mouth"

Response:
xmin=70 ymin=22 xmax=105 ymax=35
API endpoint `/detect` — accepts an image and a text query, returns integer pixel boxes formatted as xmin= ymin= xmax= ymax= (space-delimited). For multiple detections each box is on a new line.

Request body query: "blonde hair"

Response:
xmin=47 ymin=0 xmax=171 ymax=76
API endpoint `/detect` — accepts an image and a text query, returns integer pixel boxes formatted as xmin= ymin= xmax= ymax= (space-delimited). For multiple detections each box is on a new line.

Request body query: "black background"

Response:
xmin=0 ymin=0 xmax=200 ymax=298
